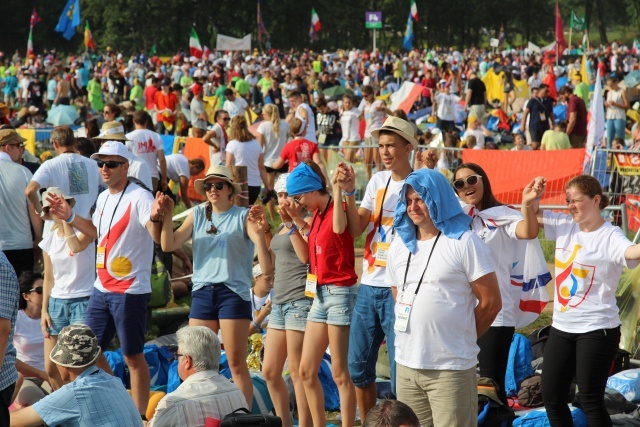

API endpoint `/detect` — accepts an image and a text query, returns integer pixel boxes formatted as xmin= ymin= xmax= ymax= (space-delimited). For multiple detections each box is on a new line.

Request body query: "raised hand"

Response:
xmin=334 ymin=162 xmax=356 ymax=192
xmin=45 ymin=194 xmax=72 ymax=221
xmin=523 ymin=176 xmax=547 ymax=205
xmin=416 ymin=149 xmax=438 ymax=170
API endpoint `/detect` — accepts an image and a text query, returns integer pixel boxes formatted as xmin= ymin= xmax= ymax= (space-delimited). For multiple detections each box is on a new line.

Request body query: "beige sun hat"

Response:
xmin=371 ymin=116 xmax=419 ymax=148
xmin=93 ymin=121 xmax=130 ymax=141
xmin=194 ymin=165 xmax=242 ymax=196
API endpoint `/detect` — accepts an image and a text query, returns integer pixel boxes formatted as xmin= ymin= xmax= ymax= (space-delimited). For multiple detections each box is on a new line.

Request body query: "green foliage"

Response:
xmin=3 ymin=0 xmax=640 ymax=56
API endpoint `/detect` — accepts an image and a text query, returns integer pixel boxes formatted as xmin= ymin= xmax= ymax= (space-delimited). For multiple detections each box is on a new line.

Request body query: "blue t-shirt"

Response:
xmin=191 ymin=204 xmax=254 ymax=300
xmin=2 ymin=75 xmax=17 ymax=96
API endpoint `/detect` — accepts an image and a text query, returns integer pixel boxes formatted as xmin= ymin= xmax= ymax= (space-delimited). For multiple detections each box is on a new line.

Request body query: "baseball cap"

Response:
xmin=90 ymin=140 xmax=133 ymax=162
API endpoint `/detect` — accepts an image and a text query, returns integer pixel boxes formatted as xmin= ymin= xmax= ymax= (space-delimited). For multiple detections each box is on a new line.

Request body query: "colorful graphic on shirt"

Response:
xmin=97 ymin=203 xmax=135 ymax=293
xmin=364 ymin=187 xmax=394 ymax=274
xmin=554 ymin=244 xmax=595 ymax=311
xmin=68 ymin=161 xmax=89 ymax=195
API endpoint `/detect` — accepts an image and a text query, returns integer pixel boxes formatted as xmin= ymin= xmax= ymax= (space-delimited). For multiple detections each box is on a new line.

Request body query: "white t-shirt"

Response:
xmin=340 ymin=109 xmax=362 ymax=142
xmin=39 ymin=229 xmax=95 ymax=299
xmin=463 ymin=128 xmax=486 ymax=149
xmin=435 ymin=93 xmax=461 ymax=122
xmin=209 ymin=123 xmax=227 ymax=165
xmin=543 ymin=211 xmax=638 ymax=333
xmin=251 ymin=289 xmax=274 ymax=329
xmin=125 ymin=129 xmax=164 ymax=179
xmin=164 ymin=154 xmax=190 ymax=183
xmin=223 ymin=97 xmax=248 ymax=119
xmin=14 ymin=311 xmax=45 ymax=371
xmin=470 ymin=213 xmax=519 ymax=327
xmin=92 ymin=183 xmax=154 ymax=294
xmin=0 ymin=159 xmax=33 ymax=251
xmin=362 ymin=100 xmax=386 ymax=138
xmin=32 ymin=153 xmax=100 ymax=219
xmin=360 ymin=171 xmax=405 ymax=287
xmin=257 ymin=120 xmax=290 ymax=167
xmin=295 ymin=103 xmax=317 ymax=143
xmin=226 ymin=139 xmax=263 ymax=187
xmin=127 ymin=156 xmax=153 ymax=191
xmin=385 ymin=231 xmax=495 ymax=370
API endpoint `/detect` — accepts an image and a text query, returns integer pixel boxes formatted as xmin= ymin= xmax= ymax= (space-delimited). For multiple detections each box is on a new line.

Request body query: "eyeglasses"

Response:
xmin=173 ymin=352 xmax=185 ymax=361
xmin=452 ymin=175 xmax=483 ymax=190
xmin=103 ymin=110 xmax=113 ymax=115
xmin=28 ymin=286 xmax=43 ymax=295
xmin=203 ymin=182 xmax=227 ymax=192
xmin=6 ymin=142 xmax=24 ymax=148
xmin=97 ymin=160 xmax=126 ymax=169
xmin=221 ymin=117 xmax=230 ymax=122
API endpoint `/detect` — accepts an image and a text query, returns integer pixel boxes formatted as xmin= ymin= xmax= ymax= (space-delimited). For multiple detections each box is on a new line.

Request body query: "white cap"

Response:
xmin=252 ymin=264 xmax=263 ymax=278
xmin=90 ymin=140 xmax=133 ymax=162
xmin=274 ymin=173 xmax=290 ymax=194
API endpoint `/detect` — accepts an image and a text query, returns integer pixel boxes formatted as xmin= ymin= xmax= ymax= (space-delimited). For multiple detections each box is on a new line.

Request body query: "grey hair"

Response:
xmin=176 ymin=326 xmax=220 ymax=372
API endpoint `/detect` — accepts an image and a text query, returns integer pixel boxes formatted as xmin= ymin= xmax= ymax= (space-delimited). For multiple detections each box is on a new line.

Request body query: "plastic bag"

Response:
xmin=615 ymin=266 xmax=640 ymax=354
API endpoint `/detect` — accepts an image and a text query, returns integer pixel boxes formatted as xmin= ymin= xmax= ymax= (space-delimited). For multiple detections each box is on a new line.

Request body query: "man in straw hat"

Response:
xmin=45 ymin=138 xmax=166 ymax=420
xmin=10 ymin=324 xmax=143 ymax=426
xmin=0 ymin=129 xmax=42 ymax=278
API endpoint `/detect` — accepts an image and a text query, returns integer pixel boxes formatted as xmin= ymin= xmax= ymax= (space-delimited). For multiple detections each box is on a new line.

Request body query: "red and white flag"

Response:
xmin=203 ymin=45 xmax=211 ymax=60
xmin=311 ymin=8 xmax=321 ymax=32
xmin=410 ymin=0 xmax=418 ymax=21
xmin=190 ymin=28 xmax=203 ymax=59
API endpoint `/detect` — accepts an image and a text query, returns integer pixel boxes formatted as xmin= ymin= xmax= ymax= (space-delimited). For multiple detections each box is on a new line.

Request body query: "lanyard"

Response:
xmin=98 ymin=181 xmax=130 ymax=245
xmin=401 ymin=232 xmax=441 ymax=294
xmin=311 ymin=196 xmax=332 ymax=276
xmin=376 ymin=176 xmax=392 ymax=239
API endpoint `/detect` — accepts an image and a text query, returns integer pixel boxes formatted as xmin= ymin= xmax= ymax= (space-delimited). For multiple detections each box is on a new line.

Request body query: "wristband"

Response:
xmin=287 ymin=224 xmax=298 ymax=235
xmin=252 ymin=321 xmax=263 ymax=333
xmin=342 ymin=188 xmax=356 ymax=197
xmin=65 ymin=212 xmax=76 ymax=224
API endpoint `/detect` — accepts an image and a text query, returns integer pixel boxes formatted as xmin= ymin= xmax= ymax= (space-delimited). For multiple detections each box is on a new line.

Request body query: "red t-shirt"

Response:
xmin=567 ymin=95 xmax=588 ymax=136
xmin=144 ymin=86 xmax=159 ymax=111
xmin=279 ymin=138 xmax=319 ymax=172
xmin=308 ymin=201 xmax=357 ymax=286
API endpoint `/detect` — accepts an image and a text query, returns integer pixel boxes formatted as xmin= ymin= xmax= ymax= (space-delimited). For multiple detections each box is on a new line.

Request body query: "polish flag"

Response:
xmin=390 ymin=82 xmax=424 ymax=114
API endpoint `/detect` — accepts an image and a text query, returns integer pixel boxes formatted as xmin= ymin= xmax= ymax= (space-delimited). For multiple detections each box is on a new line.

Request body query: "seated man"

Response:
xmin=148 ymin=326 xmax=247 ymax=427
xmin=10 ymin=324 xmax=143 ymax=427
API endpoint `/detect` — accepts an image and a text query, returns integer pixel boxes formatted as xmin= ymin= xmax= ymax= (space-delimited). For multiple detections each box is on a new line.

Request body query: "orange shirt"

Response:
xmin=154 ymin=91 xmax=178 ymax=123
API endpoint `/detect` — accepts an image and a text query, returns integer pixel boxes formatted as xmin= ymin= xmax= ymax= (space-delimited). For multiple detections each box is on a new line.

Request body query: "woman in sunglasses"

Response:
xmin=452 ymin=163 xmax=547 ymax=404
xmin=38 ymin=188 xmax=96 ymax=390
xmin=285 ymin=161 xmax=358 ymax=427
xmin=157 ymin=164 xmax=272 ymax=407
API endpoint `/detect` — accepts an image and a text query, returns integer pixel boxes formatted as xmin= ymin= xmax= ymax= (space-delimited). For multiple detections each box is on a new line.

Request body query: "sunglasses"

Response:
xmin=97 ymin=160 xmax=126 ymax=169
xmin=28 ymin=286 xmax=43 ymax=295
xmin=103 ymin=110 xmax=113 ymax=114
xmin=203 ymin=182 xmax=227 ymax=192
xmin=221 ymin=117 xmax=231 ymax=122
xmin=6 ymin=142 xmax=24 ymax=148
xmin=452 ymin=175 xmax=483 ymax=190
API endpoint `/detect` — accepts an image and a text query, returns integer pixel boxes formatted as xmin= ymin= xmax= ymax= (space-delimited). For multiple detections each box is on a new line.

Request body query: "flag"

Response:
xmin=257 ymin=0 xmax=270 ymax=43
xmin=570 ymin=11 xmax=586 ymax=31
xmin=633 ymin=39 xmax=639 ymax=55
xmin=311 ymin=8 xmax=321 ymax=32
xmin=27 ymin=27 xmax=34 ymax=57
xmin=410 ymin=0 xmax=418 ymax=21
xmin=499 ymin=23 xmax=505 ymax=45
xmin=390 ymin=81 xmax=423 ymax=113
xmin=555 ymin=2 xmax=567 ymax=55
xmin=189 ymin=28 xmax=203 ymax=59
xmin=55 ymin=0 xmax=81 ymax=40
xmin=84 ymin=21 xmax=95 ymax=51
xmin=30 ymin=7 xmax=41 ymax=28
xmin=149 ymin=44 xmax=157 ymax=56
xmin=580 ymin=54 xmax=589 ymax=84
xmin=582 ymin=30 xmax=589 ymax=53
xmin=203 ymin=45 xmax=211 ymax=59
xmin=402 ymin=11 xmax=413 ymax=51
xmin=585 ymin=69 xmax=605 ymax=169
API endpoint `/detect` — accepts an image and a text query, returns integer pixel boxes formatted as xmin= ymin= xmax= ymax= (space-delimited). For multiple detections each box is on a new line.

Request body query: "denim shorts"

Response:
xmin=84 ymin=288 xmax=150 ymax=356
xmin=307 ymin=285 xmax=358 ymax=326
xmin=47 ymin=296 xmax=91 ymax=336
xmin=190 ymin=284 xmax=252 ymax=321
xmin=268 ymin=299 xmax=312 ymax=331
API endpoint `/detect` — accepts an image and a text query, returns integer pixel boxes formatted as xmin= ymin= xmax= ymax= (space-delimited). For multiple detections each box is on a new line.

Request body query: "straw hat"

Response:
xmin=371 ymin=116 xmax=419 ymax=148
xmin=93 ymin=121 xmax=130 ymax=141
xmin=194 ymin=165 xmax=242 ymax=196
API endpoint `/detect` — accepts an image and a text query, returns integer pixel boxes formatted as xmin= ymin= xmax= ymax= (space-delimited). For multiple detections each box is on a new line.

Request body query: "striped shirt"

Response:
xmin=148 ymin=370 xmax=247 ymax=427
xmin=0 ymin=251 xmax=18 ymax=391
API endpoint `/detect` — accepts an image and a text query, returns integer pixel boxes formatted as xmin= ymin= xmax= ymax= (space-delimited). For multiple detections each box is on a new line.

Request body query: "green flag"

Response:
xmin=149 ymin=44 xmax=157 ymax=56
xmin=570 ymin=11 xmax=586 ymax=31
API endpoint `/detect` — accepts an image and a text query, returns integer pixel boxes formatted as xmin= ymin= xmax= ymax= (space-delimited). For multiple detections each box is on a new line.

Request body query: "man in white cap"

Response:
xmin=46 ymin=140 xmax=165 ymax=421
xmin=10 ymin=324 xmax=142 ymax=426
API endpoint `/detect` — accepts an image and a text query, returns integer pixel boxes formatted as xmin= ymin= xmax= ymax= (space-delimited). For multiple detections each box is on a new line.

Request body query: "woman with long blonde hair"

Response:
xmin=257 ymin=104 xmax=290 ymax=219
xmin=226 ymin=115 xmax=273 ymax=204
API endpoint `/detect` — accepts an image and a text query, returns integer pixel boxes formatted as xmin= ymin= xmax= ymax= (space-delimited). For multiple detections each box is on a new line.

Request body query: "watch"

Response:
xmin=285 ymin=221 xmax=294 ymax=229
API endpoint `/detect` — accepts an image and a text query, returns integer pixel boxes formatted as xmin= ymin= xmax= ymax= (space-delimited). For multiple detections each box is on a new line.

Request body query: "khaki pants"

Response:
xmin=396 ymin=363 xmax=477 ymax=427
xmin=468 ymin=105 xmax=487 ymax=125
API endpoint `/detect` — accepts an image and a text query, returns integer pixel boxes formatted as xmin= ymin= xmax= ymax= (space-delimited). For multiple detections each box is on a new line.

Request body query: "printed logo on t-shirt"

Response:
xmin=136 ymin=138 xmax=157 ymax=154
xmin=554 ymin=244 xmax=596 ymax=312
xmin=68 ymin=162 xmax=89 ymax=195
xmin=97 ymin=204 xmax=136 ymax=293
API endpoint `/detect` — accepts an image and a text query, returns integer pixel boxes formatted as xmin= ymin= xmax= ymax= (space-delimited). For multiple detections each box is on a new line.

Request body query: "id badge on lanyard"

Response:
xmin=395 ymin=291 xmax=415 ymax=332
xmin=305 ymin=273 xmax=318 ymax=298
xmin=96 ymin=246 xmax=106 ymax=269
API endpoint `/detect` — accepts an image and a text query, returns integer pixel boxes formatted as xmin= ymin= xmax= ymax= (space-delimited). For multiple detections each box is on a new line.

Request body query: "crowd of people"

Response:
xmin=0 ymin=42 xmax=640 ymax=427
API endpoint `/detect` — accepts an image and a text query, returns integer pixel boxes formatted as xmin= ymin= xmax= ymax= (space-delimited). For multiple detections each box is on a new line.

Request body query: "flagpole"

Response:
xmin=569 ymin=27 xmax=573 ymax=54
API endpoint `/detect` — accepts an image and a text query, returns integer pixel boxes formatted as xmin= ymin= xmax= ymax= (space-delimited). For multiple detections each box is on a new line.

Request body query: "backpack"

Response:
xmin=104 ymin=349 xmax=129 ymax=388
xmin=478 ymin=378 xmax=515 ymax=427
xmin=505 ymin=333 xmax=534 ymax=397
xmin=143 ymin=344 xmax=174 ymax=391
xmin=220 ymin=408 xmax=282 ymax=427
xmin=528 ymin=326 xmax=551 ymax=360
xmin=513 ymin=406 xmax=587 ymax=427
xmin=149 ymin=250 xmax=172 ymax=308
xmin=517 ymin=374 xmax=543 ymax=407
xmin=610 ymin=349 xmax=632 ymax=377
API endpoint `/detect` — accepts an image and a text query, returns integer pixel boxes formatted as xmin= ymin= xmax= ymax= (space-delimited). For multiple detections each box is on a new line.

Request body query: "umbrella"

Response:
xmin=47 ymin=105 xmax=79 ymax=126
xmin=624 ymin=70 xmax=640 ymax=89
xmin=323 ymin=86 xmax=352 ymax=101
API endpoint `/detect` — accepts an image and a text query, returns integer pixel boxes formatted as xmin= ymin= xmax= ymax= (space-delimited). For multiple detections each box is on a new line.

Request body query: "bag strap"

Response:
xmin=230 ymin=408 xmax=252 ymax=415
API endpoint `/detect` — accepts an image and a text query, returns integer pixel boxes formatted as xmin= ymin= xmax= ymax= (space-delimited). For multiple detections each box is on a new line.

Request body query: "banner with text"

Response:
xmin=216 ymin=34 xmax=251 ymax=51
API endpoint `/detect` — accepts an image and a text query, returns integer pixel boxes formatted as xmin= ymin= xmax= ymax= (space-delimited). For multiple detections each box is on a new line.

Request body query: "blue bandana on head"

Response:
xmin=394 ymin=168 xmax=471 ymax=254
xmin=286 ymin=163 xmax=324 ymax=196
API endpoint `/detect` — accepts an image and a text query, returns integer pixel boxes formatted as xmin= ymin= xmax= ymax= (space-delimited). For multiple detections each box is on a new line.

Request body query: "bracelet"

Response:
xmin=65 ymin=234 xmax=77 ymax=239
xmin=150 ymin=215 xmax=163 ymax=223
xmin=287 ymin=224 xmax=298 ymax=235
xmin=65 ymin=212 xmax=76 ymax=224
xmin=342 ymin=188 xmax=356 ymax=197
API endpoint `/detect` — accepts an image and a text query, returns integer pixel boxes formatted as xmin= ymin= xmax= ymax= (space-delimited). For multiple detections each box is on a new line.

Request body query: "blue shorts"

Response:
xmin=190 ymin=284 xmax=252 ymax=321
xmin=84 ymin=288 xmax=150 ymax=356
xmin=307 ymin=285 xmax=357 ymax=326
xmin=268 ymin=299 xmax=312 ymax=331
xmin=47 ymin=296 xmax=90 ymax=336
xmin=348 ymin=284 xmax=396 ymax=392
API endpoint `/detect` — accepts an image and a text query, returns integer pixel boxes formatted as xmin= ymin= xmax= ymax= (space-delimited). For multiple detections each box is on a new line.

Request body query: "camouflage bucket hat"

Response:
xmin=49 ymin=324 xmax=100 ymax=368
